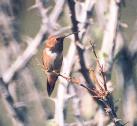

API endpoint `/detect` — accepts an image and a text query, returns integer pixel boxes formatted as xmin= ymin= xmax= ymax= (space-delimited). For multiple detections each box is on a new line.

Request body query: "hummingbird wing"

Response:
xmin=47 ymin=54 xmax=63 ymax=96
xmin=54 ymin=53 xmax=63 ymax=71
xmin=42 ymin=49 xmax=63 ymax=96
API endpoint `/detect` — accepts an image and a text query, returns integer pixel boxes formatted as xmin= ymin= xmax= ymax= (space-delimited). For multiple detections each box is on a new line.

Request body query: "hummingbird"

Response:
xmin=42 ymin=31 xmax=79 ymax=96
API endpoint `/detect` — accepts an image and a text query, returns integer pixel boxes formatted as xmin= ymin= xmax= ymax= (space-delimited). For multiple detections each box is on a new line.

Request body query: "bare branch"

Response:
xmin=67 ymin=0 xmax=94 ymax=88
xmin=1 ymin=0 xmax=66 ymax=84
xmin=55 ymin=1 xmax=95 ymax=125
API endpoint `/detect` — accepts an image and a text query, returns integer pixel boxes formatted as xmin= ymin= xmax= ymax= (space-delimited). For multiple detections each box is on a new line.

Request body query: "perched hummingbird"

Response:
xmin=42 ymin=32 xmax=78 ymax=96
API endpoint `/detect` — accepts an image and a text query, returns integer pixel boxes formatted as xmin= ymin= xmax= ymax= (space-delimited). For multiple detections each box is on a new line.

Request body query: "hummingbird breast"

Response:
xmin=43 ymin=48 xmax=63 ymax=72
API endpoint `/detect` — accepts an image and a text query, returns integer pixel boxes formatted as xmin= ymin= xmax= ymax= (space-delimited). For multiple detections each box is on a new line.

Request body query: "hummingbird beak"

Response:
xmin=59 ymin=31 xmax=80 ymax=39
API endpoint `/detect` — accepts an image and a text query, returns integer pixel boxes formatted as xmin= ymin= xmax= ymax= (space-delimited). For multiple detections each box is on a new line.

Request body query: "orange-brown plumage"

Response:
xmin=42 ymin=35 xmax=64 ymax=96
xmin=45 ymin=36 xmax=57 ymax=48
xmin=42 ymin=32 xmax=79 ymax=96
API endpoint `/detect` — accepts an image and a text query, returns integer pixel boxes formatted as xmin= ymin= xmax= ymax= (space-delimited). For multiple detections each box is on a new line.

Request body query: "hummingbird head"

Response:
xmin=45 ymin=35 xmax=63 ymax=53
xmin=45 ymin=36 xmax=58 ymax=49
xmin=45 ymin=31 xmax=80 ymax=52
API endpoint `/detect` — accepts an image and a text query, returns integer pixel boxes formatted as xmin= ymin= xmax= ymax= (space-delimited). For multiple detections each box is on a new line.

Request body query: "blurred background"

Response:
xmin=0 ymin=0 xmax=137 ymax=126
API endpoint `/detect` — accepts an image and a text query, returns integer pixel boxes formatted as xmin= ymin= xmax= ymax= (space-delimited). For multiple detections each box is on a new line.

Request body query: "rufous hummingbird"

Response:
xmin=42 ymin=32 xmax=78 ymax=96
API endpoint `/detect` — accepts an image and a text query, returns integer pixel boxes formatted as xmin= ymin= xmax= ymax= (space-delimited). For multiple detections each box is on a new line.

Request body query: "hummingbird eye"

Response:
xmin=56 ymin=37 xmax=64 ymax=43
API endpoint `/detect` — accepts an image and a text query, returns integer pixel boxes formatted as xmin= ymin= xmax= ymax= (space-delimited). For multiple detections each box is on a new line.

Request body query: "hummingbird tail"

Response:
xmin=47 ymin=74 xmax=58 ymax=96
